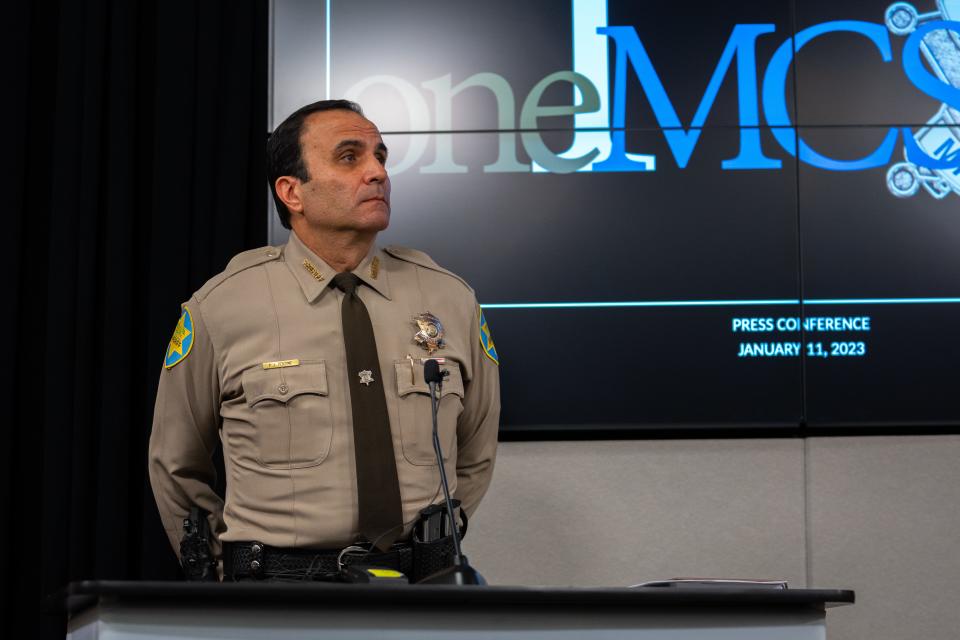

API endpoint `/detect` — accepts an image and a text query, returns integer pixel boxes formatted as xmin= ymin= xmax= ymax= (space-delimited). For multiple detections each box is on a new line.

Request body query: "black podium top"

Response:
xmin=60 ymin=580 xmax=854 ymax=618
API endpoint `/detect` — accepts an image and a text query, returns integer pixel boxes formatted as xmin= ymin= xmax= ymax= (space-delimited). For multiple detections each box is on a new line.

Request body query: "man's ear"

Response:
xmin=275 ymin=176 xmax=303 ymax=215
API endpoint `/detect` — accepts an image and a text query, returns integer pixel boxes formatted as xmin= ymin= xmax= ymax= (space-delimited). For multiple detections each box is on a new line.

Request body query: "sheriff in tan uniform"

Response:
xmin=148 ymin=100 xmax=500 ymax=562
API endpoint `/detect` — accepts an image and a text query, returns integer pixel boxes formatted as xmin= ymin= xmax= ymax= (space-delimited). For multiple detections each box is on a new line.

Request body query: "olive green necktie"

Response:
xmin=332 ymin=272 xmax=403 ymax=551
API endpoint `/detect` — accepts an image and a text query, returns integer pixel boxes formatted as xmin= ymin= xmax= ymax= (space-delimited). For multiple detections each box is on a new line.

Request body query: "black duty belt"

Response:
xmin=225 ymin=540 xmax=431 ymax=582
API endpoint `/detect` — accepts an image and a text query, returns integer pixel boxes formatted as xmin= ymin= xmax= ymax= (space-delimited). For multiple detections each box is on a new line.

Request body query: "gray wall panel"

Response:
xmin=807 ymin=436 xmax=960 ymax=640
xmin=464 ymin=439 xmax=807 ymax=588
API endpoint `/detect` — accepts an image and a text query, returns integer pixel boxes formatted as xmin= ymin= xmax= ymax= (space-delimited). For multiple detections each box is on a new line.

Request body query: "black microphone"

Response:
xmin=424 ymin=358 xmax=444 ymax=385
xmin=418 ymin=359 xmax=483 ymax=585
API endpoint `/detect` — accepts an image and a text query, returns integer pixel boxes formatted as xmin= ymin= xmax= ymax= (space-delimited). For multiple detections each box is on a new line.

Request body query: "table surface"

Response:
xmin=59 ymin=580 xmax=854 ymax=617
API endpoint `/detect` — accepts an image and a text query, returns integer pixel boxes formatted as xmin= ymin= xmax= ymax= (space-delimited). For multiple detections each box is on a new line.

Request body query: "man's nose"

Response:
xmin=364 ymin=155 xmax=388 ymax=183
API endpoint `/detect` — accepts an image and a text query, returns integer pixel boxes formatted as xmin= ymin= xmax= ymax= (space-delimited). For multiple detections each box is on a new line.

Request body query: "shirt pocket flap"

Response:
xmin=394 ymin=360 xmax=464 ymax=399
xmin=242 ymin=362 xmax=329 ymax=406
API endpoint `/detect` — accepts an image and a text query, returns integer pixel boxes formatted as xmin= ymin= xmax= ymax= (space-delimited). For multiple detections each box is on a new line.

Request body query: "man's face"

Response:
xmin=292 ymin=109 xmax=391 ymax=234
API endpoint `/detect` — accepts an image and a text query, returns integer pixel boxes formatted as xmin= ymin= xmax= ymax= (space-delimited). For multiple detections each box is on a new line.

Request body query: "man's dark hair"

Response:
xmin=266 ymin=99 xmax=365 ymax=229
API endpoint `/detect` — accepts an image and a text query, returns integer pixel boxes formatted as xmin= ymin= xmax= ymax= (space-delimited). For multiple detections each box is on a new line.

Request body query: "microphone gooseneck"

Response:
xmin=419 ymin=358 xmax=482 ymax=585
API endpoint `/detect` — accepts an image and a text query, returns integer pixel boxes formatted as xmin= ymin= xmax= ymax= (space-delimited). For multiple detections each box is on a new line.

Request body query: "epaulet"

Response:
xmin=384 ymin=245 xmax=472 ymax=292
xmin=196 ymin=246 xmax=283 ymax=301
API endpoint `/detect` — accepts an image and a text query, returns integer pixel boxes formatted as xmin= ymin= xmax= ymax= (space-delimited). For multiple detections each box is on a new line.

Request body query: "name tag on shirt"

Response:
xmin=262 ymin=359 xmax=300 ymax=370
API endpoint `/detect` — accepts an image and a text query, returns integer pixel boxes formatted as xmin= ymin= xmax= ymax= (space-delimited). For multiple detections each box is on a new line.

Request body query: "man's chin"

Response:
xmin=359 ymin=201 xmax=390 ymax=226
xmin=356 ymin=209 xmax=390 ymax=232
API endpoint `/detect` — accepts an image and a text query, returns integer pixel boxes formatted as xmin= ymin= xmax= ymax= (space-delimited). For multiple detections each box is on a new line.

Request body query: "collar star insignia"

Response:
xmin=358 ymin=370 xmax=375 ymax=386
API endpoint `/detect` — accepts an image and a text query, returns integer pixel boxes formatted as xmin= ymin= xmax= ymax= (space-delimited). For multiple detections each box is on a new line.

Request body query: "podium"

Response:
xmin=62 ymin=581 xmax=853 ymax=639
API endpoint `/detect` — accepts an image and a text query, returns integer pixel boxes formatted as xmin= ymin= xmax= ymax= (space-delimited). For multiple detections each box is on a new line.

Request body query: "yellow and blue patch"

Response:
xmin=478 ymin=307 xmax=498 ymax=365
xmin=164 ymin=306 xmax=195 ymax=369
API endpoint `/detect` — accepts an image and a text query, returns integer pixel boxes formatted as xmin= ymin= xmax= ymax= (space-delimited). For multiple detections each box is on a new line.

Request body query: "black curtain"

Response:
xmin=2 ymin=1 xmax=268 ymax=637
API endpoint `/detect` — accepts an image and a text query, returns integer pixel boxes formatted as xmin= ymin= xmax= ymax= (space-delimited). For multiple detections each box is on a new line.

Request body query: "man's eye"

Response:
xmin=341 ymin=153 xmax=356 ymax=162
xmin=376 ymin=154 xmax=387 ymax=164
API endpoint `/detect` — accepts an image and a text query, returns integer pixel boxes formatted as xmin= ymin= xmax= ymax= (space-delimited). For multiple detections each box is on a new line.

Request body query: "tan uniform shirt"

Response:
xmin=148 ymin=231 xmax=500 ymax=558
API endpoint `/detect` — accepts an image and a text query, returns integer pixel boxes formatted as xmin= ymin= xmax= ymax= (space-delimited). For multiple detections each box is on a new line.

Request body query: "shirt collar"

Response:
xmin=283 ymin=231 xmax=391 ymax=302
xmin=353 ymin=248 xmax=391 ymax=301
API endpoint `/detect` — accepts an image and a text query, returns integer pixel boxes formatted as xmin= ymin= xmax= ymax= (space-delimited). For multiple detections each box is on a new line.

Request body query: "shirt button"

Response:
xmin=278 ymin=384 xmax=289 ymax=394
xmin=265 ymin=249 xmax=277 ymax=258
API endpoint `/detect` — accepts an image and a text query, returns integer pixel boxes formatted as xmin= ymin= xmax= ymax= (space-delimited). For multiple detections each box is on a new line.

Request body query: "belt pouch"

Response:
xmin=411 ymin=535 xmax=456 ymax=583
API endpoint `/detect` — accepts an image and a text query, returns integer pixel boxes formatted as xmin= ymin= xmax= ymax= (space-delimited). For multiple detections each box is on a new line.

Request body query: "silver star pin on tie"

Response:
xmin=358 ymin=370 xmax=375 ymax=386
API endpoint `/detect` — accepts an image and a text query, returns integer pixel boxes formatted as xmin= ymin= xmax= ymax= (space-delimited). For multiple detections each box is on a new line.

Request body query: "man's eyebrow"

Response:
xmin=333 ymin=139 xmax=363 ymax=153
xmin=332 ymin=139 xmax=388 ymax=155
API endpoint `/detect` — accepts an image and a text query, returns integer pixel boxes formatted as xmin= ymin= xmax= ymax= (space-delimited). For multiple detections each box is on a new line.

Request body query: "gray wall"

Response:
xmin=464 ymin=436 xmax=960 ymax=640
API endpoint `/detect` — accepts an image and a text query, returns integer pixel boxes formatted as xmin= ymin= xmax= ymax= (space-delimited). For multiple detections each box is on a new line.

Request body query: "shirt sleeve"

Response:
xmin=454 ymin=301 xmax=501 ymax=518
xmin=148 ymin=297 xmax=225 ymax=560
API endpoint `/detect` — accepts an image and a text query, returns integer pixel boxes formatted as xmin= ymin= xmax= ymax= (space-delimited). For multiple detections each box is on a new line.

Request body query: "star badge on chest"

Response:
xmin=413 ymin=312 xmax=445 ymax=354
xmin=358 ymin=370 xmax=375 ymax=386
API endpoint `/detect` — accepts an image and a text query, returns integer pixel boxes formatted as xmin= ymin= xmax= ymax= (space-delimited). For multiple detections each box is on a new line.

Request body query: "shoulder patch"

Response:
xmin=196 ymin=246 xmax=282 ymax=300
xmin=478 ymin=307 xmax=499 ymax=365
xmin=384 ymin=245 xmax=472 ymax=291
xmin=164 ymin=306 xmax=195 ymax=369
